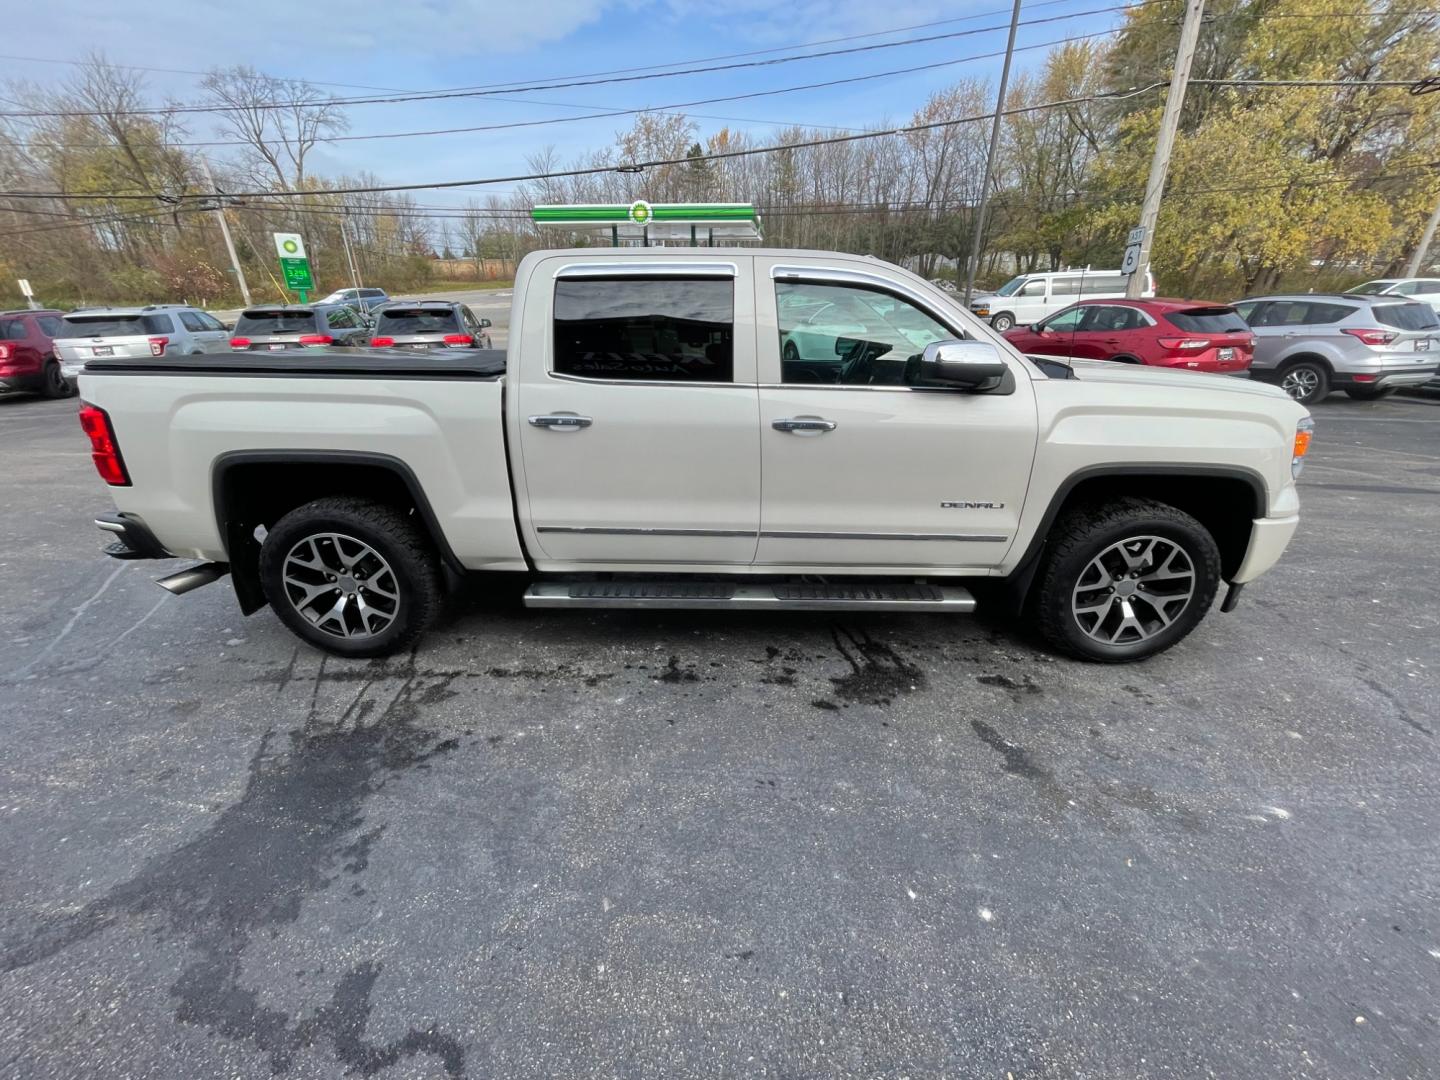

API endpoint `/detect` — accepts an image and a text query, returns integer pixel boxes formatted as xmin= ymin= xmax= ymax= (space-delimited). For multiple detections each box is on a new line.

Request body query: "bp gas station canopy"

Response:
xmin=531 ymin=202 xmax=762 ymax=245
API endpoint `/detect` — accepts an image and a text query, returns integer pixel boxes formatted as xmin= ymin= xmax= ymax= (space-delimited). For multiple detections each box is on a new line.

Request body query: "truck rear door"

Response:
xmin=755 ymin=258 xmax=1038 ymax=572
xmin=512 ymin=257 xmax=761 ymax=567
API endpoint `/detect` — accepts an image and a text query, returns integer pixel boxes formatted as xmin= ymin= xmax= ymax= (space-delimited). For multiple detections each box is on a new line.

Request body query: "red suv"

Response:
xmin=0 ymin=309 xmax=72 ymax=398
xmin=1003 ymin=298 xmax=1255 ymax=375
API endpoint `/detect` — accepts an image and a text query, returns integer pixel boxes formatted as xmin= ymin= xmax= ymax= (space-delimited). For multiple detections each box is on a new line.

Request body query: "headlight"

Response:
xmin=1292 ymin=416 xmax=1315 ymax=478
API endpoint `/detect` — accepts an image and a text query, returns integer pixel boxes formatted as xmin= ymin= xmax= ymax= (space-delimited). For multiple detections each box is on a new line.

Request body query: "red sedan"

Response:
xmin=1003 ymin=298 xmax=1255 ymax=374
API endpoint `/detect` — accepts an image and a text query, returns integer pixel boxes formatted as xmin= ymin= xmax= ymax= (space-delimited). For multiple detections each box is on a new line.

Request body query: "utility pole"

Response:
xmin=963 ymin=0 xmax=1023 ymax=306
xmin=1405 ymin=187 xmax=1440 ymax=278
xmin=339 ymin=212 xmax=363 ymax=296
xmin=1125 ymin=0 xmax=1206 ymax=299
xmin=200 ymin=157 xmax=252 ymax=307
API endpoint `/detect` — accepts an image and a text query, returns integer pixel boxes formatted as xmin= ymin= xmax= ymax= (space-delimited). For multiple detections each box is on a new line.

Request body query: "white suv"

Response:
xmin=970 ymin=269 xmax=1155 ymax=331
xmin=1347 ymin=278 xmax=1440 ymax=314
xmin=55 ymin=305 xmax=230 ymax=383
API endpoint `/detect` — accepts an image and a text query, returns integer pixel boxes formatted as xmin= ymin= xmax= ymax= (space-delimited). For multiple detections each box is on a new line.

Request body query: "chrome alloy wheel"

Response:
xmin=281 ymin=533 xmax=400 ymax=639
xmin=1280 ymin=366 xmax=1320 ymax=400
xmin=1071 ymin=535 xmax=1196 ymax=645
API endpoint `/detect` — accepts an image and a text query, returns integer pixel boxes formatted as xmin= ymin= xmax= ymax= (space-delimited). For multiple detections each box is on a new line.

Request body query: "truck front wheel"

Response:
xmin=1032 ymin=498 xmax=1221 ymax=662
xmin=258 ymin=497 xmax=443 ymax=658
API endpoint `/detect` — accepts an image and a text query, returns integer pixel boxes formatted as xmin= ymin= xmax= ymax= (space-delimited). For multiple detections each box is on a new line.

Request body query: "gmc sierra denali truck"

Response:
xmin=75 ymin=248 xmax=1313 ymax=663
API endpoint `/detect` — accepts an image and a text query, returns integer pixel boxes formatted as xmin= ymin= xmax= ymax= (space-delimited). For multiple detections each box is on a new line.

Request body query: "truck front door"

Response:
xmin=512 ymin=259 xmax=761 ymax=567
xmin=757 ymin=261 xmax=1038 ymax=572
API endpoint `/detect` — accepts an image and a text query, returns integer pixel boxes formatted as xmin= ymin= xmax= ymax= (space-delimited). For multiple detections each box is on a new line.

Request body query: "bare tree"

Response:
xmin=201 ymin=67 xmax=348 ymax=190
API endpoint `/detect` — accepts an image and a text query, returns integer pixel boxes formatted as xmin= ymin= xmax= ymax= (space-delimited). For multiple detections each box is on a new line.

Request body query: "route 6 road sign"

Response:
xmin=1121 ymin=241 xmax=1143 ymax=277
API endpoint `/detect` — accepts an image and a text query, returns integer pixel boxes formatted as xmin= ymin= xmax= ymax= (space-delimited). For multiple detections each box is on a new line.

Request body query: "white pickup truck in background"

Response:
xmin=75 ymin=248 xmax=1313 ymax=662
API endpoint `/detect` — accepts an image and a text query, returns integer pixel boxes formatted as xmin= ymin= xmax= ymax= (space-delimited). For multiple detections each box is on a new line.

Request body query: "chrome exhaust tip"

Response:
xmin=155 ymin=562 xmax=229 ymax=596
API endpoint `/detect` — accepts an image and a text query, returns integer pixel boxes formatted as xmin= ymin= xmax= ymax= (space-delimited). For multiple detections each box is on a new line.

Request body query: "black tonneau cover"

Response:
xmin=84 ymin=347 xmax=507 ymax=379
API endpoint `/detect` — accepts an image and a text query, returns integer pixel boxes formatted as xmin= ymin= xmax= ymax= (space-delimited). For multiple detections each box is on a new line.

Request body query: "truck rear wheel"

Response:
xmin=258 ymin=497 xmax=443 ymax=658
xmin=1032 ymin=498 xmax=1221 ymax=662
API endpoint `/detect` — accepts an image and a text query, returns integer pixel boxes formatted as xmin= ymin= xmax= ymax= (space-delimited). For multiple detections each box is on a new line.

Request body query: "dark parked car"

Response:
xmin=367 ymin=301 xmax=493 ymax=350
xmin=1002 ymin=298 xmax=1254 ymax=375
xmin=228 ymin=305 xmax=371 ymax=350
xmin=0 ymin=309 xmax=70 ymax=397
xmin=317 ymin=287 xmax=391 ymax=313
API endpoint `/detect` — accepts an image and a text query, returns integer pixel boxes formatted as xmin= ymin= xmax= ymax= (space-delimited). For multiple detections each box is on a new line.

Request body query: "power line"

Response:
xmin=3 ymin=81 xmax=1169 ymax=203
xmin=18 ymin=27 xmax=1126 ymax=153
xmin=0 ymin=3 xmax=1157 ymax=120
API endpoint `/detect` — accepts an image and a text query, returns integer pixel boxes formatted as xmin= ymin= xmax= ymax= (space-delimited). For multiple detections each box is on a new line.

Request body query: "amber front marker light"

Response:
xmin=1292 ymin=417 xmax=1315 ymax=478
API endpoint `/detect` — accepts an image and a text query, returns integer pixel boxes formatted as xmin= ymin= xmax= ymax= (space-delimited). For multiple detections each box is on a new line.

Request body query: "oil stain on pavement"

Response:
xmin=0 ymin=656 xmax=468 ymax=1077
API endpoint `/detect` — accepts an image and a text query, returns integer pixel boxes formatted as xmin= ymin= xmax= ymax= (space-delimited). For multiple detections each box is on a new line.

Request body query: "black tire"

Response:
xmin=990 ymin=312 xmax=1016 ymax=332
xmin=1345 ymin=386 xmax=1395 ymax=401
xmin=1032 ymin=497 xmax=1221 ymax=663
xmin=1277 ymin=358 xmax=1330 ymax=404
xmin=40 ymin=359 xmax=71 ymax=399
xmin=258 ymin=497 xmax=443 ymax=658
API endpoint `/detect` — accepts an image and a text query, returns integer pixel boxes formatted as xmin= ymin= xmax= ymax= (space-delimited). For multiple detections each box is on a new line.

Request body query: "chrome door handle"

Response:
xmin=529 ymin=414 xmax=592 ymax=430
xmin=772 ymin=417 xmax=837 ymax=433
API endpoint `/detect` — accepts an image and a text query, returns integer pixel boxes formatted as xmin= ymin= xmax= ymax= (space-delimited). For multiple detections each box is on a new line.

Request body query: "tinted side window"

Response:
xmin=1018 ymin=279 xmax=1047 ymax=297
xmin=554 ymin=277 xmax=734 ymax=382
xmin=196 ymin=312 xmax=226 ymax=331
xmin=179 ymin=312 xmax=207 ymax=332
xmin=37 ymin=316 xmax=63 ymax=337
xmin=0 ymin=319 xmax=27 ymax=340
xmin=1049 ymin=277 xmax=1083 ymax=295
xmin=1373 ymin=303 xmax=1440 ymax=331
xmin=143 ymin=314 xmax=175 ymax=334
xmin=1300 ymin=302 xmax=1358 ymax=325
xmin=326 ymin=308 xmax=358 ymax=329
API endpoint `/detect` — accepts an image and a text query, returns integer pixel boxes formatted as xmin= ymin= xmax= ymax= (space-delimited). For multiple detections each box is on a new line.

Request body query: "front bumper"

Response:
xmin=1231 ymin=514 xmax=1300 ymax=584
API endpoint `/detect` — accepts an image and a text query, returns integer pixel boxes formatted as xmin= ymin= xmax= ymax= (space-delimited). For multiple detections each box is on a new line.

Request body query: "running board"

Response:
xmin=523 ymin=581 xmax=976 ymax=613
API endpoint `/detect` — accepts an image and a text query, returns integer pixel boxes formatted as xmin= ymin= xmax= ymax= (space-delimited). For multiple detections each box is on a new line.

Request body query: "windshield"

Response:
xmin=234 ymin=311 xmax=318 ymax=334
xmin=1348 ymin=281 xmax=1395 ymax=295
xmin=376 ymin=309 xmax=460 ymax=334
xmin=994 ymin=276 xmax=1028 ymax=297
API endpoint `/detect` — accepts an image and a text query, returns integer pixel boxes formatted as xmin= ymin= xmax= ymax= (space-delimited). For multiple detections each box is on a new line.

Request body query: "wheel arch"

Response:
xmin=211 ymin=450 xmax=464 ymax=615
xmin=1003 ymin=464 xmax=1266 ymax=610
xmin=1276 ymin=350 xmax=1334 ymax=374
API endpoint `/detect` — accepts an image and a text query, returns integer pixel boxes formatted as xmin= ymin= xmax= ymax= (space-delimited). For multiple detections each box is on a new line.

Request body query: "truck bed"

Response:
xmin=84 ymin=347 xmax=508 ymax=379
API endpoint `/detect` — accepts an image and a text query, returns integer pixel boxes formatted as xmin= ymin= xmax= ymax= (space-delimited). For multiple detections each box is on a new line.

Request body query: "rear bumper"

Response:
xmin=0 ymin=372 xmax=45 ymax=394
xmin=1231 ymin=514 xmax=1299 ymax=584
xmin=95 ymin=512 xmax=173 ymax=560
xmin=1335 ymin=365 xmax=1437 ymax=389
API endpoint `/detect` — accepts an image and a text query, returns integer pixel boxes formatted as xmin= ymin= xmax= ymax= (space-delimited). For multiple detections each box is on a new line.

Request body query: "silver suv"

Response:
xmin=55 ymin=305 xmax=230 ymax=383
xmin=1233 ymin=294 xmax=1440 ymax=403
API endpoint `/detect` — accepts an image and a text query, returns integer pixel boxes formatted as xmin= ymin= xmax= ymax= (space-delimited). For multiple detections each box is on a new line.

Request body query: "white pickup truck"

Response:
xmin=76 ymin=248 xmax=1313 ymax=662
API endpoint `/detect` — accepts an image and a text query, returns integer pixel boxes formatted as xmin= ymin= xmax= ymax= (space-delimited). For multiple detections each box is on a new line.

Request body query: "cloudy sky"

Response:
xmin=3 ymin=0 xmax=1134 ymax=208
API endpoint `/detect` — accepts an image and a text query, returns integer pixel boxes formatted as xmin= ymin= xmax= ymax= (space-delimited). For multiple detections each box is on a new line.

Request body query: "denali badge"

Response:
xmin=941 ymin=500 xmax=1006 ymax=509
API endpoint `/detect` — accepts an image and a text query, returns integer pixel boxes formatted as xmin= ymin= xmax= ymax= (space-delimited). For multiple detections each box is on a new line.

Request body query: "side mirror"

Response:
xmin=1031 ymin=323 xmax=1045 ymax=333
xmin=479 ymin=317 xmax=492 ymax=328
xmin=917 ymin=339 xmax=1009 ymax=391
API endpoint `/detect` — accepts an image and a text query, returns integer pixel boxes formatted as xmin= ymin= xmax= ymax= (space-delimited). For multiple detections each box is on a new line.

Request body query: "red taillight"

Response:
xmin=369 ymin=336 xmax=395 ymax=347
xmin=1341 ymin=328 xmax=1397 ymax=346
xmin=0 ymin=343 xmax=11 ymax=361
xmin=1352 ymin=373 xmax=1377 ymax=383
xmin=297 ymin=334 xmax=333 ymax=346
xmin=77 ymin=403 xmax=130 ymax=486
xmin=442 ymin=333 xmax=474 ymax=347
xmin=229 ymin=336 xmax=251 ymax=348
xmin=1157 ymin=337 xmax=1209 ymax=350
xmin=148 ymin=336 xmax=169 ymax=356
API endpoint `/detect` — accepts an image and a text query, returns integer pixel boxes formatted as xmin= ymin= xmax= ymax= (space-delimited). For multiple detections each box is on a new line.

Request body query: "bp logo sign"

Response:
xmin=281 ymin=238 xmax=300 ymax=255
xmin=628 ymin=200 xmax=653 ymax=226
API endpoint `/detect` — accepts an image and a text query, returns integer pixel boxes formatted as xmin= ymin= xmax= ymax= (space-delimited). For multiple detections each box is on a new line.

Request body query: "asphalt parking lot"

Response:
xmin=1 ymin=391 xmax=1437 ymax=1079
